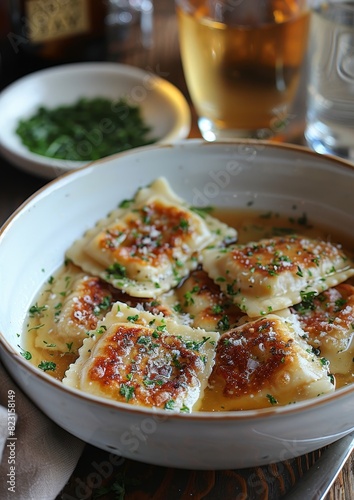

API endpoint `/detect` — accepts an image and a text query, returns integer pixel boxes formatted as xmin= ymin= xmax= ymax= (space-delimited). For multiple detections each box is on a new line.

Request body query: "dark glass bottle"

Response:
xmin=6 ymin=0 xmax=107 ymax=74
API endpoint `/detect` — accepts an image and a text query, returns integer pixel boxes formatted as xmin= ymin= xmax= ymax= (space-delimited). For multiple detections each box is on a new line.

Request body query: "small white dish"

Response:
xmin=0 ymin=62 xmax=191 ymax=180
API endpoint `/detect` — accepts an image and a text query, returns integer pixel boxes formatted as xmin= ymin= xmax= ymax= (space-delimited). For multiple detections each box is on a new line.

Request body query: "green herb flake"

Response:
xmin=164 ymin=399 xmax=175 ymax=410
xmin=120 ymin=384 xmax=135 ymax=402
xmin=106 ymin=262 xmax=126 ymax=280
xmin=127 ymin=314 xmax=139 ymax=323
xmin=38 ymin=361 xmax=56 ymax=372
xmin=119 ymin=198 xmax=133 ymax=208
xmin=266 ymin=394 xmax=278 ymax=405
xmin=18 ymin=346 xmax=32 ymax=360
xmin=29 ymin=303 xmax=47 ymax=316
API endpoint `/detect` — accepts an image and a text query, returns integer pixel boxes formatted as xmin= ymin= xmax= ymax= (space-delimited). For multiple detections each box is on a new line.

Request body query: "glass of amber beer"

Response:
xmin=175 ymin=0 xmax=310 ymax=141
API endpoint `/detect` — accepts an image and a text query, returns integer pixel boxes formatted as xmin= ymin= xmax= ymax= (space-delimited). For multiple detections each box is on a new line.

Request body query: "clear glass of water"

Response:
xmin=305 ymin=1 xmax=354 ymax=159
xmin=105 ymin=0 xmax=154 ymax=57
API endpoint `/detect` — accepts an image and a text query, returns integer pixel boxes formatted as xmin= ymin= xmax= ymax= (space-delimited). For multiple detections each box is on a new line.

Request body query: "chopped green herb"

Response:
xmin=38 ymin=361 xmax=56 ymax=372
xmin=29 ymin=303 xmax=47 ymax=316
xmin=183 ymin=286 xmax=200 ymax=306
xmin=18 ymin=346 xmax=32 ymax=360
xmin=16 ymin=97 xmax=157 ymax=161
xmin=119 ymin=198 xmax=133 ymax=208
xmin=266 ymin=394 xmax=278 ymax=405
xmin=217 ymin=314 xmax=230 ymax=332
xmin=127 ymin=314 xmax=139 ymax=323
xmin=212 ymin=304 xmax=224 ymax=314
xmin=294 ymin=290 xmax=317 ymax=314
xmin=93 ymin=296 xmax=112 ymax=316
xmin=66 ymin=342 xmax=74 ymax=353
xmin=178 ymin=218 xmax=189 ymax=232
xmin=185 ymin=336 xmax=210 ymax=351
xmin=164 ymin=399 xmax=175 ymax=410
xmin=106 ymin=262 xmax=126 ymax=279
xmin=120 ymin=384 xmax=135 ymax=402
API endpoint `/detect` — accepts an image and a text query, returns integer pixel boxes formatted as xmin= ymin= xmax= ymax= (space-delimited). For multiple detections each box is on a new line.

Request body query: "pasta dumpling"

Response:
xmin=202 ymin=234 xmax=354 ymax=317
xmin=63 ymin=302 xmax=219 ymax=412
xmin=66 ymin=177 xmax=237 ymax=298
xmin=30 ymin=263 xmax=117 ymax=353
xmin=201 ymin=314 xmax=335 ymax=411
xmin=292 ymin=284 xmax=354 ymax=375
xmin=175 ymin=270 xmax=245 ymax=332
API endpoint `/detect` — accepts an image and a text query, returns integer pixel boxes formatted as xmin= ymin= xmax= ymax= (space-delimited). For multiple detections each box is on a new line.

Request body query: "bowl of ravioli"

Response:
xmin=1 ymin=139 xmax=354 ymax=470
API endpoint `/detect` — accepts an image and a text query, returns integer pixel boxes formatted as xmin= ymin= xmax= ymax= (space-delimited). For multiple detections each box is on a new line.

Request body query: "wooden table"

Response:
xmin=0 ymin=1 xmax=353 ymax=498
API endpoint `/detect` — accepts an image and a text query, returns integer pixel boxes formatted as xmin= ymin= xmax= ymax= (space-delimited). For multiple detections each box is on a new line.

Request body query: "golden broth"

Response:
xmin=23 ymin=208 xmax=354 ymax=410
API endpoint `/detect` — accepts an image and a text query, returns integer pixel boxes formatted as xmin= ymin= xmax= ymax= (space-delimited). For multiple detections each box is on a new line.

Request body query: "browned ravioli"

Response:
xmin=292 ymin=283 xmax=354 ymax=376
xmin=63 ymin=302 xmax=219 ymax=412
xmin=201 ymin=314 xmax=334 ymax=411
xmin=202 ymin=234 xmax=354 ymax=317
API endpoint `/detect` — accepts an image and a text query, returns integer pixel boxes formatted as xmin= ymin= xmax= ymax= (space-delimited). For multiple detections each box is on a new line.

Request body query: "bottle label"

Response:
xmin=25 ymin=0 xmax=90 ymax=42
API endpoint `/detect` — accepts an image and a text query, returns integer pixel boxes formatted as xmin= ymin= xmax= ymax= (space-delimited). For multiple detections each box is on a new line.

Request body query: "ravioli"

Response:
xmin=63 ymin=302 xmax=219 ymax=411
xmin=201 ymin=314 xmax=335 ymax=411
xmin=66 ymin=177 xmax=237 ymax=298
xmin=123 ymin=292 xmax=179 ymax=321
xmin=29 ymin=263 xmax=118 ymax=353
xmin=202 ymin=234 xmax=354 ymax=318
xmin=292 ymin=284 xmax=354 ymax=375
xmin=175 ymin=270 xmax=245 ymax=332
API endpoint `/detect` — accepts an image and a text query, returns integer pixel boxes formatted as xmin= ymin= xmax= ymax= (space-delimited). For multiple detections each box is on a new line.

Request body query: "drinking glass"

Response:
xmin=105 ymin=0 xmax=154 ymax=57
xmin=304 ymin=1 xmax=354 ymax=160
xmin=175 ymin=0 xmax=310 ymax=141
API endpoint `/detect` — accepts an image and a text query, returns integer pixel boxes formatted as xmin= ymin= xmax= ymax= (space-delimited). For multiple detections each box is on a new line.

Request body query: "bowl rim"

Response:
xmin=0 ymin=61 xmax=192 ymax=179
xmin=1 ymin=138 xmax=354 ymax=422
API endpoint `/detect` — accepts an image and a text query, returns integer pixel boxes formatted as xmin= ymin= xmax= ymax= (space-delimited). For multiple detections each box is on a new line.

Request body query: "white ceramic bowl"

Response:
xmin=1 ymin=140 xmax=354 ymax=470
xmin=0 ymin=62 xmax=191 ymax=180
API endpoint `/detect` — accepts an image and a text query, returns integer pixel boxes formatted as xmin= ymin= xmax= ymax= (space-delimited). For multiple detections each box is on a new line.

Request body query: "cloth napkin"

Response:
xmin=0 ymin=360 xmax=85 ymax=500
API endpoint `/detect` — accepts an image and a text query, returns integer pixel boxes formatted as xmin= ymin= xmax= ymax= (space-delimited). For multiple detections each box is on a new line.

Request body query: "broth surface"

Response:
xmin=23 ymin=208 xmax=354 ymax=410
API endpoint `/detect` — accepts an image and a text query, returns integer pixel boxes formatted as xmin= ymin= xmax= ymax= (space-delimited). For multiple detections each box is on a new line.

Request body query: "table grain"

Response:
xmin=0 ymin=1 xmax=353 ymax=498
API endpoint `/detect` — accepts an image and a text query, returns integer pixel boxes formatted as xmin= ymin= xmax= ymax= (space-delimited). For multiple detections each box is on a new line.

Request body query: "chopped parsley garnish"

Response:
xmin=212 ymin=304 xmax=224 ymax=314
xmin=178 ymin=218 xmax=189 ymax=232
xmin=184 ymin=336 xmax=210 ymax=351
xmin=29 ymin=303 xmax=47 ymax=316
xmin=18 ymin=346 xmax=32 ymax=360
xmin=296 ymin=266 xmax=303 ymax=277
xmin=173 ymin=303 xmax=183 ymax=313
xmin=294 ymin=290 xmax=317 ymax=314
xmin=106 ymin=262 xmax=127 ymax=279
xmin=16 ymin=97 xmax=157 ymax=161
xmin=334 ymin=298 xmax=347 ymax=312
xmin=266 ymin=394 xmax=278 ymax=405
xmin=66 ymin=342 xmax=74 ymax=353
xmin=120 ymin=384 xmax=135 ymax=402
xmin=183 ymin=286 xmax=200 ymax=306
xmin=217 ymin=314 xmax=230 ymax=332
xmin=164 ymin=399 xmax=175 ymax=410
xmin=93 ymin=296 xmax=112 ymax=316
xmin=127 ymin=314 xmax=139 ymax=323
xmin=119 ymin=198 xmax=133 ymax=208
xmin=38 ymin=361 xmax=56 ymax=372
